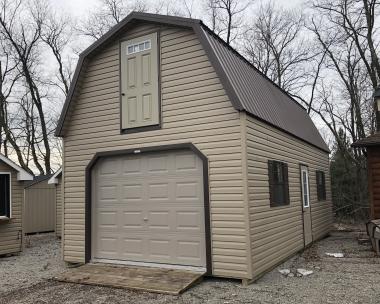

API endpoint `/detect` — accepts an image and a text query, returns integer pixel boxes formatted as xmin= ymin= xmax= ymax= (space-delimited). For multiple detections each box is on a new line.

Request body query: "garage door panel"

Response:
xmin=177 ymin=240 xmax=202 ymax=261
xmin=122 ymin=158 xmax=142 ymax=175
xmin=147 ymin=155 xmax=169 ymax=173
xmin=122 ymin=238 xmax=144 ymax=257
xmin=98 ymin=159 xmax=119 ymax=177
xmin=92 ymin=149 xmax=206 ymax=268
xmin=175 ymin=153 xmax=198 ymax=171
xmin=148 ymin=182 xmax=169 ymax=200
xmin=123 ymin=184 xmax=143 ymax=200
xmin=148 ymin=211 xmax=170 ymax=229
xmin=175 ymin=180 xmax=201 ymax=200
xmin=123 ymin=211 xmax=144 ymax=228
xmin=96 ymin=236 xmax=119 ymax=258
xmin=176 ymin=210 xmax=203 ymax=232
xmin=97 ymin=211 xmax=118 ymax=229
xmin=149 ymin=239 xmax=171 ymax=258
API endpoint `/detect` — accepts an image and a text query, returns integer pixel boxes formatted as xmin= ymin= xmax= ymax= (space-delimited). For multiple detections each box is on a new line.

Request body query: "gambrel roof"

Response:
xmin=55 ymin=12 xmax=329 ymax=152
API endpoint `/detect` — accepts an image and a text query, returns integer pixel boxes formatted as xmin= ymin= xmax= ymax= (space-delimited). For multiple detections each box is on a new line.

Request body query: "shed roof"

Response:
xmin=24 ymin=174 xmax=53 ymax=188
xmin=55 ymin=12 xmax=329 ymax=153
xmin=48 ymin=168 xmax=62 ymax=184
xmin=352 ymin=133 xmax=380 ymax=147
xmin=0 ymin=154 xmax=33 ymax=181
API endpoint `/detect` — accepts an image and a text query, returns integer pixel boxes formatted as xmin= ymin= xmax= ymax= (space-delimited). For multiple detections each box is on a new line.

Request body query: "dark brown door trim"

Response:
xmin=85 ymin=143 xmax=213 ymax=275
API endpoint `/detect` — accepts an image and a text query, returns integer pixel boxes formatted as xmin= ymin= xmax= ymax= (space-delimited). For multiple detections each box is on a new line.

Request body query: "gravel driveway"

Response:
xmin=0 ymin=233 xmax=65 ymax=294
xmin=1 ymin=229 xmax=379 ymax=304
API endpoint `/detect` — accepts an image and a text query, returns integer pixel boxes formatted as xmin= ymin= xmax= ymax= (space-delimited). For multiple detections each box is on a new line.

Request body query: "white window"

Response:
xmin=126 ymin=40 xmax=151 ymax=55
xmin=301 ymin=167 xmax=310 ymax=208
xmin=0 ymin=172 xmax=11 ymax=219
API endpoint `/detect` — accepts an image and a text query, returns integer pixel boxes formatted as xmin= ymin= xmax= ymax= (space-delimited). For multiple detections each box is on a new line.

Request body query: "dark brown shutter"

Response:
xmin=322 ymin=172 xmax=326 ymax=200
xmin=316 ymin=171 xmax=326 ymax=201
xmin=0 ymin=174 xmax=10 ymax=217
xmin=283 ymin=163 xmax=290 ymax=204
xmin=268 ymin=160 xmax=274 ymax=205
xmin=316 ymin=171 xmax=320 ymax=201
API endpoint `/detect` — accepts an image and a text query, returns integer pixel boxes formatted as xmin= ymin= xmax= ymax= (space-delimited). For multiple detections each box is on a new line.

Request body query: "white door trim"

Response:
xmin=301 ymin=166 xmax=310 ymax=208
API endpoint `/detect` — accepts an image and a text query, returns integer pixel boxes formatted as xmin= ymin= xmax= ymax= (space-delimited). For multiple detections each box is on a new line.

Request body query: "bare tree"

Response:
xmin=0 ymin=43 xmax=33 ymax=173
xmin=205 ymin=0 xmax=252 ymax=45
xmin=298 ymin=0 xmax=380 ymax=219
xmin=41 ymin=11 xmax=73 ymax=95
xmin=78 ymin=0 xmax=148 ymax=40
xmin=182 ymin=0 xmax=196 ymax=18
xmin=0 ymin=0 xmax=74 ymax=174
xmin=0 ymin=0 xmax=52 ymax=174
xmin=243 ymin=2 xmax=314 ymax=93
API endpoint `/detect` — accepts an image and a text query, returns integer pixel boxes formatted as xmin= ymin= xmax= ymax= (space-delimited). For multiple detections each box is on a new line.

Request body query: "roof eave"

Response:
xmin=0 ymin=154 xmax=33 ymax=181
xmin=48 ymin=168 xmax=62 ymax=184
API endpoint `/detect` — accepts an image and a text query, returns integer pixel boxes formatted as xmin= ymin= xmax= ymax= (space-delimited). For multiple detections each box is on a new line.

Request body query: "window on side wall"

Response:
xmin=0 ymin=173 xmax=11 ymax=218
xmin=268 ymin=160 xmax=289 ymax=207
xmin=316 ymin=171 xmax=326 ymax=201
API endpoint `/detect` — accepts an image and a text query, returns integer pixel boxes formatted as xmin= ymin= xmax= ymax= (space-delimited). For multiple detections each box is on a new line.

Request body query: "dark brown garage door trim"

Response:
xmin=85 ymin=143 xmax=212 ymax=275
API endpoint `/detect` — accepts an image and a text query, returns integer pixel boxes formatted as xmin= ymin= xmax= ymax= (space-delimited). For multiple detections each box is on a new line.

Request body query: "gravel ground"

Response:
xmin=1 ymin=229 xmax=379 ymax=304
xmin=0 ymin=233 xmax=65 ymax=294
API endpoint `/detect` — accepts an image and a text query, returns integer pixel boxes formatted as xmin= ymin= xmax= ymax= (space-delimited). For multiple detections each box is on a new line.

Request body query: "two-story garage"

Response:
xmin=55 ymin=12 xmax=332 ymax=283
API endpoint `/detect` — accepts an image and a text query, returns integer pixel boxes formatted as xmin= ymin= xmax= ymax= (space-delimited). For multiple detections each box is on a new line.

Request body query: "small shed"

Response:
xmin=48 ymin=169 xmax=63 ymax=238
xmin=0 ymin=154 xmax=33 ymax=256
xmin=24 ymin=175 xmax=56 ymax=234
xmin=353 ymin=133 xmax=380 ymax=219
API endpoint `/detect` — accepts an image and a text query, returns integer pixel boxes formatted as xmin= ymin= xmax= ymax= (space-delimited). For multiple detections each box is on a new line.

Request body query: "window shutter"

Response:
xmin=268 ymin=160 xmax=274 ymax=205
xmin=321 ymin=172 xmax=326 ymax=200
xmin=316 ymin=171 xmax=326 ymax=201
xmin=316 ymin=171 xmax=321 ymax=201
xmin=0 ymin=174 xmax=10 ymax=217
xmin=283 ymin=163 xmax=290 ymax=204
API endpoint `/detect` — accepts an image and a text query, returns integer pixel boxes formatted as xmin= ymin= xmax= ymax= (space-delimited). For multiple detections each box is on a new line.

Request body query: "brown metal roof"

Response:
xmin=55 ymin=12 xmax=329 ymax=153
xmin=352 ymin=133 xmax=380 ymax=147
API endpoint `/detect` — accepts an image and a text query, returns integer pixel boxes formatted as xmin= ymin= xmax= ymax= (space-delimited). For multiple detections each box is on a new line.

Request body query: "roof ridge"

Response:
xmin=80 ymin=12 xmax=201 ymax=58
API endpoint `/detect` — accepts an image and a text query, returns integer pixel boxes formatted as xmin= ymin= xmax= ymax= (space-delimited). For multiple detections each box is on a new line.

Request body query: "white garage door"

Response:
xmin=91 ymin=150 xmax=206 ymax=268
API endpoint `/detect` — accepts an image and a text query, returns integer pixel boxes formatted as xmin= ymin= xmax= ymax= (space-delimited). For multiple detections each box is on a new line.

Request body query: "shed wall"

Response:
xmin=245 ymin=114 xmax=332 ymax=279
xmin=0 ymin=162 xmax=24 ymax=255
xmin=62 ymin=24 xmax=251 ymax=279
xmin=24 ymin=180 xmax=56 ymax=234
xmin=367 ymin=147 xmax=380 ymax=219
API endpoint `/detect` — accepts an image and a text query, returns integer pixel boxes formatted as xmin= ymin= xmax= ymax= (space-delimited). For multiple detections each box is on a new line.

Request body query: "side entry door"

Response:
xmin=301 ymin=165 xmax=312 ymax=246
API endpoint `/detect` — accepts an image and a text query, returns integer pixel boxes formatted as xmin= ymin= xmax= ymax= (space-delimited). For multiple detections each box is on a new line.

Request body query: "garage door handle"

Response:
xmin=143 ymin=217 xmax=148 ymax=221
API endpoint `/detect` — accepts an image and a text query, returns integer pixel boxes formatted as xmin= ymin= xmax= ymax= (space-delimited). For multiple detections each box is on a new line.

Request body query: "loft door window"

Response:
xmin=0 ymin=173 xmax=10 ymax=218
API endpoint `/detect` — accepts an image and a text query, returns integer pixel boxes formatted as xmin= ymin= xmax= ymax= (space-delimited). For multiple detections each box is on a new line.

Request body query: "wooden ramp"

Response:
xmin=54 ymin=263 xmax=205 ymax=295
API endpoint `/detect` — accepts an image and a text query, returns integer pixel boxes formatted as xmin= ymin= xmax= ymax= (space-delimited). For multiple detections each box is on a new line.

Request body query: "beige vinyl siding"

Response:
xmin=24 ymin=180 xmax=56 ymax=234
xmin=56 ymin=177 xmax=62 ymax=238
xmin=245 ymin=114 xmax=332 ymax=279
xmin=63 ymin=24 xmax=251 ymax=279
xmin=0 ymin=162 xmax=24 ymax=255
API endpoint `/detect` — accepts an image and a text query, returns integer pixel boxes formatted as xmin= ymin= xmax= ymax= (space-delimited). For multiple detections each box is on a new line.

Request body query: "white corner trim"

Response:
xmin=48 ymin=168 xmax=62 ymax=184
xmin=0 ymin=154 xmax=33 ymax=181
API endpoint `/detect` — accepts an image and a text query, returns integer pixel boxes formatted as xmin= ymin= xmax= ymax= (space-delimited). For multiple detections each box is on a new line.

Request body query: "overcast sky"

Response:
xmin=50 ymin=0 xmax=304 ymax=19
